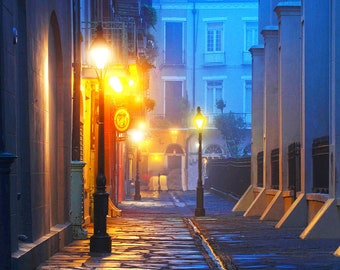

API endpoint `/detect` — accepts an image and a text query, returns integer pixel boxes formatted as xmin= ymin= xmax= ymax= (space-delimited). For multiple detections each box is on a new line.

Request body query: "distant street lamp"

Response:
xmin=89 ymin=24 xmax=112 ymax=254
xmin=129 ymin=124 xmax=145 ymax=201
xmin=194 ymin=106 xmax=206 ymax=216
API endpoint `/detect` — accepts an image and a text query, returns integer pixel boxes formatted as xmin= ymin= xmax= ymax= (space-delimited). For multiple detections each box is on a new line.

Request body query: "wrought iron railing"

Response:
xmin=312 ymin=136 xmax=329 ymax=193
xmin=271 ymin=148 xmax=279 ymax=189
xmin=288 ymin=142 xmax=301 ymax=195
xmin=149 ymin=112 xmax=252 ymax=129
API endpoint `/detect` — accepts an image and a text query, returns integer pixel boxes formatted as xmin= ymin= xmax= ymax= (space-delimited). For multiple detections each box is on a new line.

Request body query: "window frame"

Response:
xmin=203 ymin=18 xmax=227 ymax=54
xmin=163 ymin=18 xmax=186 ymax=65
xmin=162 ymin=76 xmax=186 ymax=122
xmin=204 ymin=78 xmax=226 ymax=114
xmin=242 ymin=18 xmax=258 ymax=64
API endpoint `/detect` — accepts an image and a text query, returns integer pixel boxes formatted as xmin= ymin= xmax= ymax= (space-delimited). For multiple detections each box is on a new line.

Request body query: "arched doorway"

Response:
xmin=49 ymin=11 xmax=68 ymax=226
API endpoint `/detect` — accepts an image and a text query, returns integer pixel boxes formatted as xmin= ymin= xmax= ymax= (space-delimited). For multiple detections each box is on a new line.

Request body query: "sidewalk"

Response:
xmin=178 ymin=191 xmax=340 ymax=269
xmin=36 ymin=190 xmax=340 ymax=269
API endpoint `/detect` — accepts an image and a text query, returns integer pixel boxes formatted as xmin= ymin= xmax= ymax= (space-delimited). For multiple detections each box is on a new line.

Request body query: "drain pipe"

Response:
xmin=192 ymin=0 xmax=197 ymax=109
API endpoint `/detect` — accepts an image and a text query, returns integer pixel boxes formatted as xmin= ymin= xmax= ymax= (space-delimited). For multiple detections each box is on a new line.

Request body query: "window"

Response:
xmin=244 ymin=21 xmax=258 ymax=64
xmin=165 ymin=22 xmax=184 ymax=65
xmin=165 ymin=80 xmax=183 ymax=125
xmin=204 ymin=21 xmax=225 ymax=64
xmin=207 ymin=22 xmax=223 ymax=52
xmin=206 ymin=80 xmax=223 ymax=114
xmin=245 ymin=21 xmax=258 ymax=50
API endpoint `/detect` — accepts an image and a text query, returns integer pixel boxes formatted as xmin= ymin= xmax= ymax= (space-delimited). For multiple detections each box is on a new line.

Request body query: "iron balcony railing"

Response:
xmin=149 ymin=112 xmax=252 ymax=129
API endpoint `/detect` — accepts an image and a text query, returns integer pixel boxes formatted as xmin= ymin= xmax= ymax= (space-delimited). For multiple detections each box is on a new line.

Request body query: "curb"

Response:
xmin=186 ymin=217 xmax=239 ymax=270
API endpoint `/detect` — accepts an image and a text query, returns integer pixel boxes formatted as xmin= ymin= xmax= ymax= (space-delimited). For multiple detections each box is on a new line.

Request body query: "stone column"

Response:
xmin=0 ymin=152 xmax=16 ymax=270
xmin=70 ymin=161 xmax=88 ymax=239
xmin=331 ymin=0 xmax=340 ymax=199
xmin=262 ymin=26 xmax=279 ymax=189
xmin=301 ymin=1 xmax=330 ymax=193
xmin=275 ymin=3 xmax=301 ymax=191
xmin=250 ymin=46 xmax=265 ymax=187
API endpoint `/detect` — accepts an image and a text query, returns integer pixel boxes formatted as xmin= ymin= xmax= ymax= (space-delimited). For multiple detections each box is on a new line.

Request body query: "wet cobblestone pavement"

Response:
xmin=36 ymin=190 xmax=340 ymax=269
xmin=37 ymin=191 xmax=216 ymax=270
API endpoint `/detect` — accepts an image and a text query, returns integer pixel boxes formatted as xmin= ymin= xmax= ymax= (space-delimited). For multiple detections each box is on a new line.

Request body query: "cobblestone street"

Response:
xmin=36 ymin=191 xmax=223 ymax=269
xmin=36 ymin=191 xmax=340 ymax=269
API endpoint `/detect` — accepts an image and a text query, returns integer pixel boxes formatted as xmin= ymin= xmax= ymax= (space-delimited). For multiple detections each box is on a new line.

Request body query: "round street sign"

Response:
xmin=114 ymin=108 xmax=130 ymax=132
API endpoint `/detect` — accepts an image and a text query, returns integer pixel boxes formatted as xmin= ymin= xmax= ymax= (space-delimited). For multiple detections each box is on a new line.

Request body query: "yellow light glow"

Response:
xmin=44 ymin=54 xmax=51 ymax=177
xmin=90 ymin=47 xmax=110 ymax=69
xmin=138 ymin=122 xmax=146 ymax=130
xmin=128 ymin=79 xmax=134 ymax=87
xmin=89 ymin=25 xmax=110 ymax=69
xmin=130 ymin=129 xmax=144 ymax=143
xmin=109 ymin=76 xmax=123 ymax=93
xmin=194 ymin=106 xmax=206 ymax=131
xmin=196 ymin=118 xmax=204 ymax=129
xmin=152 ymin=155 xmax=159 ymax=161
xmin=171 ymin=129 xmax=178 ymax=135
xmin=129 ymin=122 xmax=147 ymax=143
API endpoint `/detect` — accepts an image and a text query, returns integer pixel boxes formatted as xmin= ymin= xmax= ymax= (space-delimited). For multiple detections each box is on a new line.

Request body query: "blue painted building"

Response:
xmin=146 ymin=0 xmax=258 ymax=190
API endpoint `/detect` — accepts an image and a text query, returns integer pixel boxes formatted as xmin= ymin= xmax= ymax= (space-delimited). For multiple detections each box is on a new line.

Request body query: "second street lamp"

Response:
xmin=129 ymin=124 xmax=145 ymax=201
xmin=194 ymin=106 xmax=206 ymax=217
xmin=89 ymin=24 xmax=112 ymax=254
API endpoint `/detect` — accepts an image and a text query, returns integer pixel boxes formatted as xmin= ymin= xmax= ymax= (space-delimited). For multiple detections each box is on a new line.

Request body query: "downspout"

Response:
xmin=72 ymin=0 xmax=81 ymax=161
xmin=70 ymin=0 xmax=88 ymax=240
xmin=192 ymin=0 xmax=197 ymax=110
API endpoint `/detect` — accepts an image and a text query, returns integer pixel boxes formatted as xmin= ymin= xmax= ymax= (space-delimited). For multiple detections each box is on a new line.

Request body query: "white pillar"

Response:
xmin=262 ymin=26 xmax=279 ymax=189
xmin=250 ymin=46 xmax=264 ymax=187
xmin=275 ymin=3 xmax=301 ymax=191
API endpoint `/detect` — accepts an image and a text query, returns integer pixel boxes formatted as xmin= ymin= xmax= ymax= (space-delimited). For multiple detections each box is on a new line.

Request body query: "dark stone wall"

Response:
xmin=206 ymin=157 xmax=251 ymax=197
xmin=1 ymin=1 xmax=73 ymax=268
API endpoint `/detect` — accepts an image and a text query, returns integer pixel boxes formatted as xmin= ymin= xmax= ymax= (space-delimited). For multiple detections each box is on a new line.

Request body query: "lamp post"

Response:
xmin=129 ymin=125 xmax=145 ymax=201
xmin=134 ymin=143 xmax=142 ymax=201
xmin=89 ymin=24 xmax=112 ymax=254
xmin=194 ymin=106 xmax=206 ymax=216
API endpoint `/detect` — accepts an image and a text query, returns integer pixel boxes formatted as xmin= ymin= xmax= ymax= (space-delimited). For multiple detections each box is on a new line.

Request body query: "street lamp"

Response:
xmin=89 ymin=24 xmax=112 ymax=254
xmin=194 ymin=106 xmax=206 ymax=216
xmin=129 ymin=124 xmax=145 ymax=201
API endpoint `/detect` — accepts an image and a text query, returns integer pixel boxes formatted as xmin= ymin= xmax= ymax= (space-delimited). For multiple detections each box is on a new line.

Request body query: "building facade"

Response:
xmin=0 ymin=0 xmax=152 ymax=269
xmin=79 ymin=0 xmax=152 ymax=219
xmin=235 ymin=0 xmax=340 ymax=248
xmin=0 ymin=1 xmax=73 ymax=269
xmin=147 ymin=0 xmax=258 ymax=190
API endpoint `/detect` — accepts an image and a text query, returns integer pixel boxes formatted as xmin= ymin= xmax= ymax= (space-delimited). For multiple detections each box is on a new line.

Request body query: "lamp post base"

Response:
xmin=134 ymin=180 xmax=141 ymax=201
xmin=90 ymin=234 xmax=111 ymax=254
xmin=134 ymin=193 xmax=141 ymax=201
xmin=195 ymin=185 xmax=205 ymax=217
xmin=90 ymin=191 xmax=111 ymax=254
xmin=195 ymin=207 xmax=206 ymax=217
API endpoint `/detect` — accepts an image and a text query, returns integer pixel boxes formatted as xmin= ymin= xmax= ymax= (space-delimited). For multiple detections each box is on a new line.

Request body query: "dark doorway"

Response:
xmin=167 ymin=155 xmax=182 ymax=190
